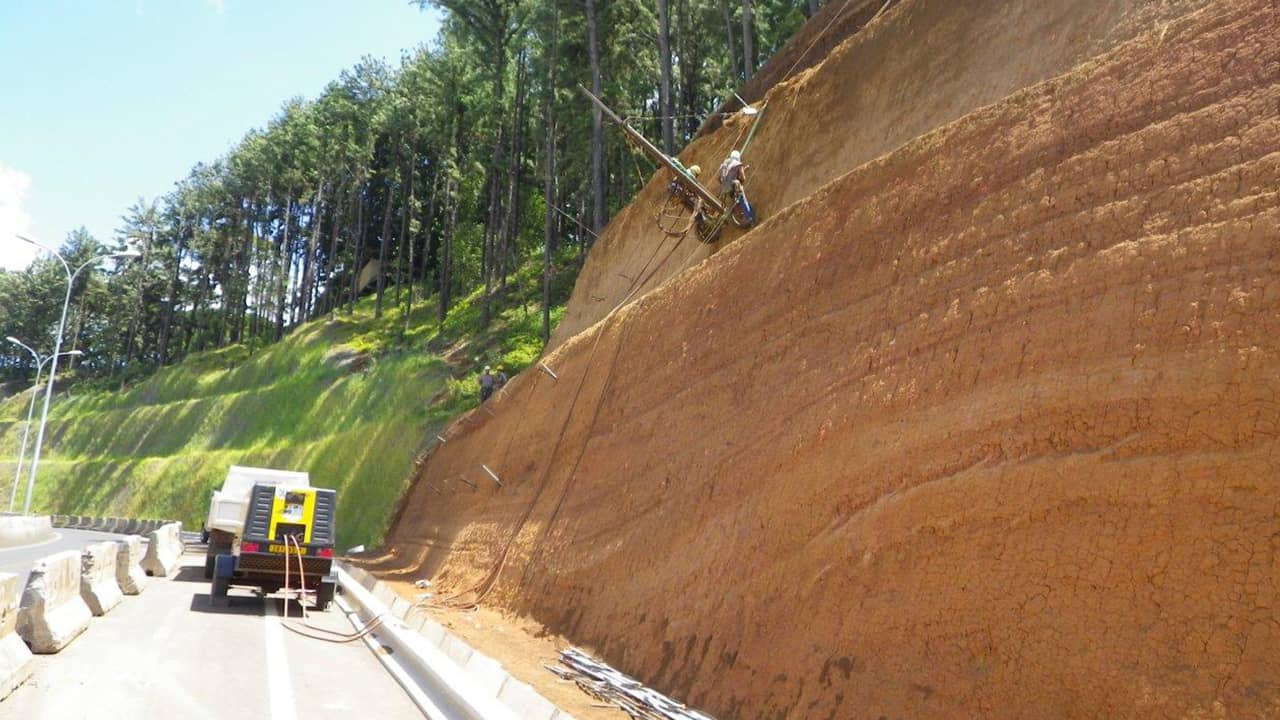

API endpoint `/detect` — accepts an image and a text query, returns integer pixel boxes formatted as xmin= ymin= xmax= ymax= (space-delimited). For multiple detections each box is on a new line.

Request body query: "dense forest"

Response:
xmin=0 ymin=0 xmax=824 ymax=385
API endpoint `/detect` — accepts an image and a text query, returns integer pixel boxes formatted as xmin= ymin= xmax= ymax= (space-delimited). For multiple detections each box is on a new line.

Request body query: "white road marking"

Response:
xmin=264 ymin=599 xmax=300 ymax=720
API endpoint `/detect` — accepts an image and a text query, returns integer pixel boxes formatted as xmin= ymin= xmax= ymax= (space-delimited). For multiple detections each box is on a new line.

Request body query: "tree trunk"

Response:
xmin=586 ymin=0 xmax=606 ymax=232
xmin=375 ymin=169 xmax=397 ymax=318
xmin=250 ymin=212 xmax=264 ymax=340
xmin=480 ymin=154 xmax=498 ymax=328
xmin=719 ymin=0 xmax=740 ymax=83
xmin=808 ymin=0 xmax=820 ymax=18
xmin=324 ymin=180 xmax=347 ymax=319
xmin=542 ymin=6 xmax=559 ymax=345
xmin=235 ymin=204 xmax=253 ymax=339
xmin=406 ymin=159 xmax=437 ymax=336
xmin=501 ymin=48 xmax=529 ymax=292
xmin=300 ymin=180 xmax=324 ymax=321
xmin=741 ymin=0 xmax=756 ymax=80
xmin=439 ymin=105 xmax=462 ymax=328
xmin=396 ymin=155 xmax=413 ymax=310
xmin=122 ymin=229 xmax=153 ymax=371
xmin=438 ymin=178 xmax=457 ymax=328
xmin=158 ymin=217 xmax=186 ymax=365
xmin=275 ymin=193 xmax=292 ymax=341
xmin=348 ymin=183 xmax=366 ymax=312
xmin=657 ymin=0 xmax=675 ymax=155
xmin=480 ymin=46 xmax=509 ymax=329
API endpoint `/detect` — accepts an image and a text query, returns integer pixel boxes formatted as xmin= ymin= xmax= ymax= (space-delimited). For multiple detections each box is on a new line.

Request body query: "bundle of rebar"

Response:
xmin=547 ymin=647 xmax=718 ymax=720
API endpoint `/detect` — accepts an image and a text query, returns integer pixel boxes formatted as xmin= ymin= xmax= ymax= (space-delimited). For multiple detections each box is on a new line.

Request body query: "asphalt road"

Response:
xmin=0 ymin=527 xmax=126 ymax=588
xmin=2 ymin=549 xmax=424 ymax=720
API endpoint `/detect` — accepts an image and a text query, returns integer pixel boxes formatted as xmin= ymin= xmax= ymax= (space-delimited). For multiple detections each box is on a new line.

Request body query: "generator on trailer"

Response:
xmin=204 ymin=465 xmax=338 ymax=610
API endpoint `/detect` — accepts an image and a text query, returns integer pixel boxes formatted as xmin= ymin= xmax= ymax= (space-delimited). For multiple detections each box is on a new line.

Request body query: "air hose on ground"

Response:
xmin=280 ymin=534 xmax=389 ymax=644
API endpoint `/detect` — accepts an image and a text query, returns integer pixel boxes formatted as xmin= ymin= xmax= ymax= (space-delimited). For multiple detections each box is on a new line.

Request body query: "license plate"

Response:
xmin=268 ymin=544 xmax=300 ymax=554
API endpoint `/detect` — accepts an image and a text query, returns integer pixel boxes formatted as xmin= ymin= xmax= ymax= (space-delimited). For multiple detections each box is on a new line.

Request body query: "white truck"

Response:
xmin=203 ymin=465 xmax=339 ymax=609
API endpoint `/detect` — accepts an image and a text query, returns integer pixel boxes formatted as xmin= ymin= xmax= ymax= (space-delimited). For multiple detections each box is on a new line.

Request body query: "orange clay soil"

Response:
xmin=359 ymin=0 xmax=1280 ymax=717
xmin=548 ymin=0 xmax=1213 ymax=350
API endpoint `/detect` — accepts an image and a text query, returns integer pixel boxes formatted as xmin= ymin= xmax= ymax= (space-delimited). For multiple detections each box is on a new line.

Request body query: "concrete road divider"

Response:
xmin=114 ymin=536 xmax=148 ymax=595
xmin=0 ymin=573 xmax=34 ymax=700
xmin=0 ymin=515 xmax=54 ymax=549
xmin=50 ymin=515 xmax=174 ymax=535
xmin=16 ymin=551 xmax=92 ymax=654
xmin=141 ymin=522 xmax=184 ymax=577
xmin=79 ymin=542 xmax=123 ymax=616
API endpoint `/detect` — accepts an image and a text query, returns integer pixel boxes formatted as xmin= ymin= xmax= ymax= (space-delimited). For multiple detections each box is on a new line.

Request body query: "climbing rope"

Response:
xmin=426 ymin=211 xmax=696 ymax=611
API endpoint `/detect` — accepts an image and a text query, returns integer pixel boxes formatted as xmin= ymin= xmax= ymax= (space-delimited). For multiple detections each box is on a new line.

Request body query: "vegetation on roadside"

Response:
xmin=0 ymin=250 xmax=573 ymax=547
xmin=0 ymin=1 xmax=822 ymax=544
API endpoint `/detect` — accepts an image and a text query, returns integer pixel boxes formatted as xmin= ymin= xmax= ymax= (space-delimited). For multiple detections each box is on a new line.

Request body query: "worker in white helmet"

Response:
xmin=717 ymin=149 xmax=755 ymax=226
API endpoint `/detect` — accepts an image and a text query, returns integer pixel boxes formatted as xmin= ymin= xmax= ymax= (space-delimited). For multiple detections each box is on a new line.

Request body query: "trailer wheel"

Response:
xmin=210 ymin=554 xmax=234 ymax=607
xmin=204 ymin=541 xmax=230 ymax=579
xmin=211 ymin=574 xmax=229 ymax=606
xmin=315 ymin=578 xmax=336 ymax=612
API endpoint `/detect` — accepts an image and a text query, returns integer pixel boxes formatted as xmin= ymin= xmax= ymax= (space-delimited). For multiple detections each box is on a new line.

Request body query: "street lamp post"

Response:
xmin=4 ymin=338 xmax=82 ymax=511
xmin=15 ymin=235 xmax=138 ymax=515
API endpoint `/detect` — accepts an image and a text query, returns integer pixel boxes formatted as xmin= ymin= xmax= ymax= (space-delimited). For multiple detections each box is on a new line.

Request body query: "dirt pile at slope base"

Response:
xmin=363 ymin=0 xmax=1280 ymax=717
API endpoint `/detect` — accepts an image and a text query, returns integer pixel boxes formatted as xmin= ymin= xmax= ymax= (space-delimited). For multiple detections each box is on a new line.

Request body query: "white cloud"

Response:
xmin=204 ymin=0 xmax=226 ymax=14
xmin=0 ymin=163 xmax=38 ymax=271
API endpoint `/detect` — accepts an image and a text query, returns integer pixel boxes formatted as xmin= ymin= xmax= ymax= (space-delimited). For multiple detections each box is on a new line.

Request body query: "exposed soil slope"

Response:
xmin=367 ymin=0 xmax=1280 ymax=717
xmin=549 ymin=0 xmax=1212 ymax=349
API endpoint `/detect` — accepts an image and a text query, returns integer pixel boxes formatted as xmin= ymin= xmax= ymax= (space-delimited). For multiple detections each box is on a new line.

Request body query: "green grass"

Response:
xmin=0 ymin=252 xmax=579 ymax=548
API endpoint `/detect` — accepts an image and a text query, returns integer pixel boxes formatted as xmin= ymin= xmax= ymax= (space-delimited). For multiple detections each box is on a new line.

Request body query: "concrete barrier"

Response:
xmin=17 ymin=551 xmax=92 ymax=653
xmin=0 ymin=515 xmax=54 ymax=549
xmin=0 ymin=573 xmax=34 ymax=700
xmin=50 ymin=515 xmax=178 ymax=536
xmin=141 ymin=522 xmax=184 ymax=577
xmin=80 ymin=542 xmax=123 ymax=616
xmin=115 ymin=536 xmax=148 ymax=595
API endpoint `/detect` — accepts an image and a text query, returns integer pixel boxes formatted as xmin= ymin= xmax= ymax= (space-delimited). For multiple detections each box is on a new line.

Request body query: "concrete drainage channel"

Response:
xmin=337 ymin=562 xmax=576 ymax=720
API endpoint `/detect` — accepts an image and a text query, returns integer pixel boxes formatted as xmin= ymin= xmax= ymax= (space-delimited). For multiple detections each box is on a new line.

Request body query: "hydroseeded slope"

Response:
xmin=370 ymin=0 xmax=1279 ymax=717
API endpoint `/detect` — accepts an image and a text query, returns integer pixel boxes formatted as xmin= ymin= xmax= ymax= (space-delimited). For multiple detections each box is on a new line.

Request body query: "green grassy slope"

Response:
xmin=0 ymin=258 xmax=571 ymax=548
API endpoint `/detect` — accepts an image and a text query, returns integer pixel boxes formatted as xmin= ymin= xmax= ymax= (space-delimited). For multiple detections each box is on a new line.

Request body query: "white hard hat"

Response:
xmin=729 ymin=150 xmax=741 ymax=161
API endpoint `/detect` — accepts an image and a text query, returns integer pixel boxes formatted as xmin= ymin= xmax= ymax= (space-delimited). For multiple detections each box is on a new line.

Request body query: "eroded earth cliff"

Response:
xmin=364 ymin=1 xmax=1280 ymax=716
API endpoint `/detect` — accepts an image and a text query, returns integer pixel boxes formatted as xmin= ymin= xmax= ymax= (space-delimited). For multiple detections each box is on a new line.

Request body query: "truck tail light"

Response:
xmin=241 ymin=541 xmax=260 ymax=553
xmin=317 ymin=547 xmax=333 ymax=558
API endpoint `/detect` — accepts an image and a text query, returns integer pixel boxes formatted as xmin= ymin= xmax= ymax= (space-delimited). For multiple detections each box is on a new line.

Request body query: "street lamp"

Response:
xmin=4 ymin=337 xmax=82 ymax=511
xmin=14 ymin=234 xmax=139 ymax=514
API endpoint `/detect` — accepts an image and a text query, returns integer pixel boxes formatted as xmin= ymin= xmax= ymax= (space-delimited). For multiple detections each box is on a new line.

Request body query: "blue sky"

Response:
xmin=0 ymin=0 xmax=441 ymax=270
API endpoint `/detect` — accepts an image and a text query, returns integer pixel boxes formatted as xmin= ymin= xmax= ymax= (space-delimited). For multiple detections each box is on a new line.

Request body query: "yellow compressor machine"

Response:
xmin=209 ymin=482 xmax=338 ymax=609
